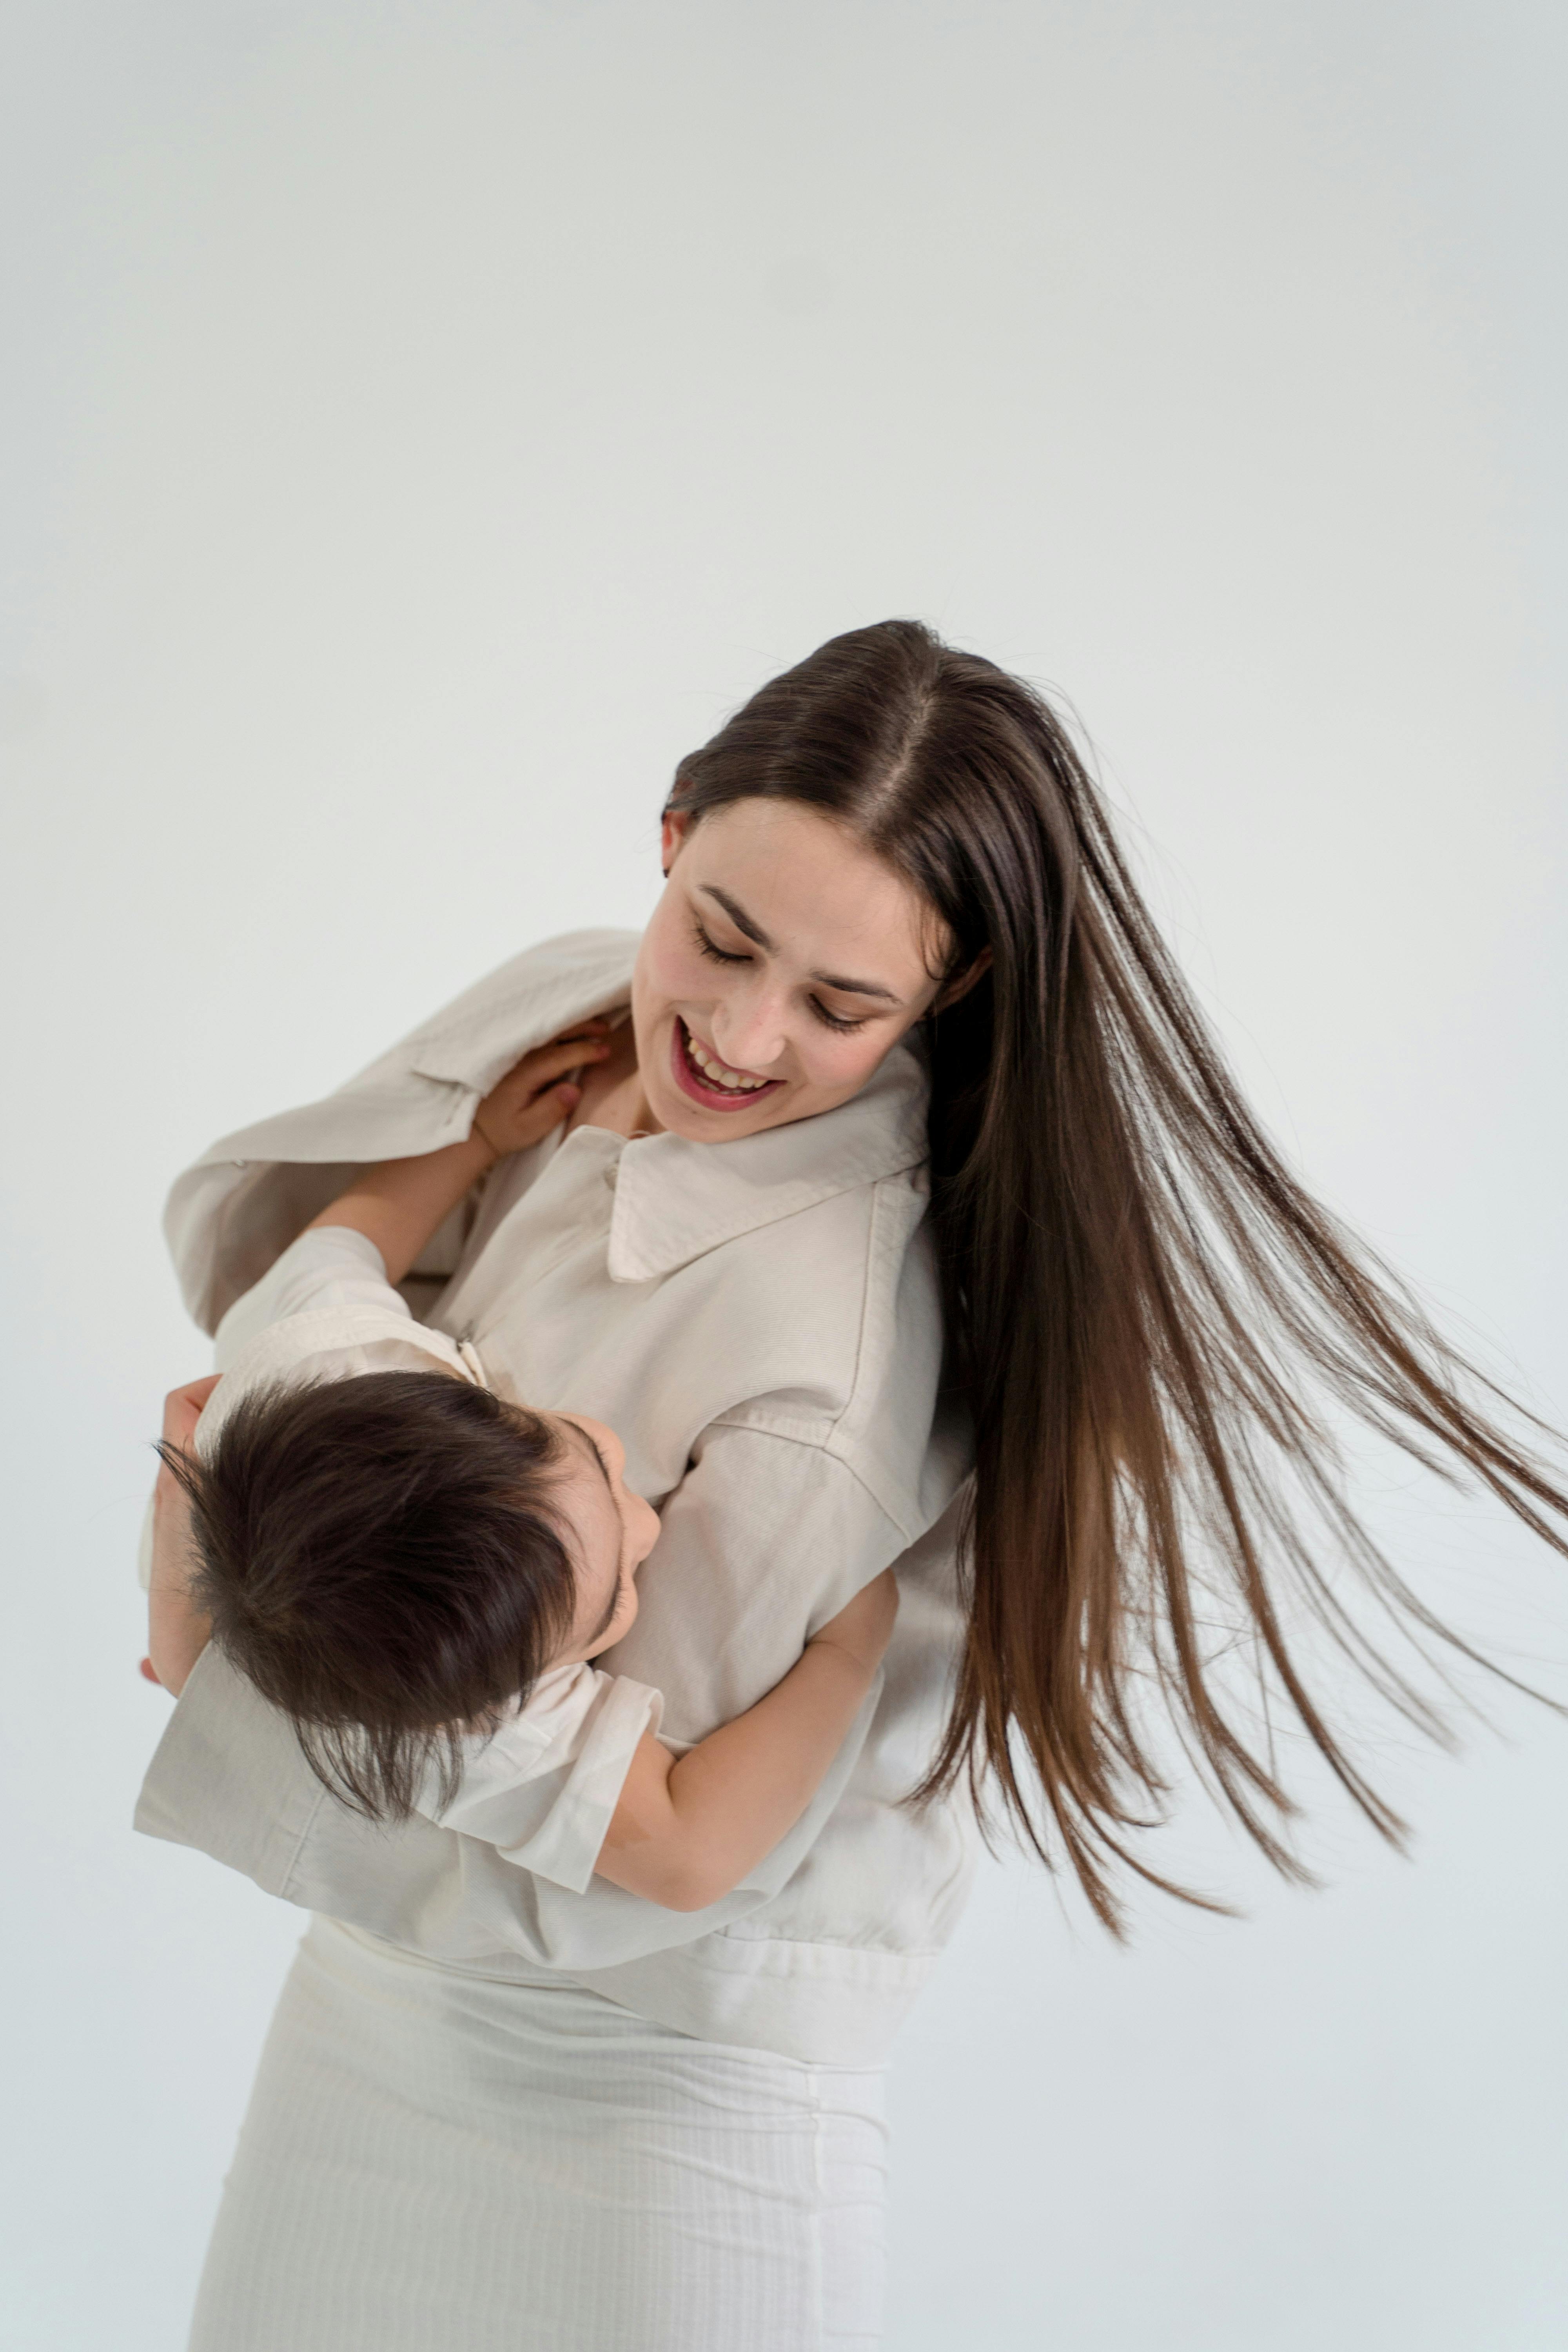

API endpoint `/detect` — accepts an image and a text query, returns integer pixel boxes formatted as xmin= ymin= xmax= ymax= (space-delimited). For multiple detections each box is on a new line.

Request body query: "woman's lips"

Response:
xmin=669 ymin=1016 xmax=785 ymax=1114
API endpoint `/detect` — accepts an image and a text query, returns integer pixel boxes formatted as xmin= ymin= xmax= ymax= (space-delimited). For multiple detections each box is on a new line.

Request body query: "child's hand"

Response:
xmin=472 ymin=1022 xmax=613 ymax=1160
xmin=807 ymin=1569 xmax=900 ymax=1678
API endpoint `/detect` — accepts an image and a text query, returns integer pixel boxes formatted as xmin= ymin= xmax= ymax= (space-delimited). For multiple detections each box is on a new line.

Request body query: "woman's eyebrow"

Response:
xmin=699 ymin=884 xmax=900 ymax=1002
xmin=811 ymin=967 xmax=899 ymax=1002
xmin=700 ymin=884 xmax=771 ymax=947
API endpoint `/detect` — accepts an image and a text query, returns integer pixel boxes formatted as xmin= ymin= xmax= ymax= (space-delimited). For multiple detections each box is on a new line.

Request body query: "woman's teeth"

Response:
xmin=685 ymin=1028 xmax=772 ymax=1091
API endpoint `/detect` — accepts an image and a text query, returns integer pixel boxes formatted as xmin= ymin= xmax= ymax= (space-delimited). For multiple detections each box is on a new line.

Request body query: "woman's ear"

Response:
xmin=659 ymin=808 xmax=692 ymax=877
xmin=933 ymin=947 xmax=993 ymax=1013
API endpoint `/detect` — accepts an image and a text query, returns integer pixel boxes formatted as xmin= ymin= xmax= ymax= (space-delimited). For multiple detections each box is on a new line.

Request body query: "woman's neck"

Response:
xmin=566 ymin=1014 xmax=660 ymax=1140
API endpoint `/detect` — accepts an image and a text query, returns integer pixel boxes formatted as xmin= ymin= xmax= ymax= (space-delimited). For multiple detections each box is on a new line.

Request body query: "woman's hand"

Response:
xmin=144 ymin=1376 xmax=221 ymax=1695
xmin=161 ymin=1374 xmax=221 ymax=1457
xmin=472 ymin=1022 xmax=613 ymax=1159
xmin=806 ymin=1568 xmax=900 ymax=1679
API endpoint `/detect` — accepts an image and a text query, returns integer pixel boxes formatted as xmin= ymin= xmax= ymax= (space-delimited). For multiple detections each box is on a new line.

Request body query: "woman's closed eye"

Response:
xmin=806 ymin=999 xmax=870 ymax=1034
xmin=691 ymin=917 xmax=750 ymax=968
xmin=690 ymin=917 xmax=873 ymax=1034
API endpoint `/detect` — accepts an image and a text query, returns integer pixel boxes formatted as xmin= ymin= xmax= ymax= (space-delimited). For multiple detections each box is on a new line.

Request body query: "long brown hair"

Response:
xmin=669 ymin=619 xmax=1568 ymax=1928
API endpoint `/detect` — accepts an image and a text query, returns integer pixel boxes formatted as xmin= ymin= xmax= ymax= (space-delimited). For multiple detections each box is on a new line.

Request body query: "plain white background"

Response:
xmin=2 ymin=4 xmax=1564 ymax=2345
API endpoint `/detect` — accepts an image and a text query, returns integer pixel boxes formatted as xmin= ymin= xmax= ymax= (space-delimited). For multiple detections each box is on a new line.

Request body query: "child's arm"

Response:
xmin=308 ymin=1023 xmax=610 ymax=1285
xmin=592 ymin=1571 xmax=899 ymax=1912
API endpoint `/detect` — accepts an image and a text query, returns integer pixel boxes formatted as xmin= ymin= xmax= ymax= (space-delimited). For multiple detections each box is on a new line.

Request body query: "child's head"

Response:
xmin=160 ymin=1368 xmax=659 ymax=1818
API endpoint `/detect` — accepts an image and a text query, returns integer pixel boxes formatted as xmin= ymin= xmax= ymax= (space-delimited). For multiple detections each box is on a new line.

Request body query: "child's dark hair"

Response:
xmin=156 ymin=1371 xmax=577 ymax=1820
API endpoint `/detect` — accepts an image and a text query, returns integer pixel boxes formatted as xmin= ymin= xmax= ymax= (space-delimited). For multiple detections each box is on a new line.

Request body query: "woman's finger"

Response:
xmin=162 ymin=1374 xmax=222 ymax=1448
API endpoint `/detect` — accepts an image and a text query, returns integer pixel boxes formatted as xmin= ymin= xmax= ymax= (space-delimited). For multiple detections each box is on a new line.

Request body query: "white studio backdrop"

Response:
xmin=2 ymin=4 xmax=1564 ymax=2346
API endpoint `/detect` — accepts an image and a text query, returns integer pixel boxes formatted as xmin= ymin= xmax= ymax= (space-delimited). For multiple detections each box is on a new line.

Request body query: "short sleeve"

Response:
xmin=214 ymin=1226 xmax=405 ymax=1365
xmin=193 ymin=1225 xmax=472 ymax=1461
xmin=603 ymin=1420 xmax=913 ymax=1743
xmin=418 ymin=1666 xmax=664 ymax=1895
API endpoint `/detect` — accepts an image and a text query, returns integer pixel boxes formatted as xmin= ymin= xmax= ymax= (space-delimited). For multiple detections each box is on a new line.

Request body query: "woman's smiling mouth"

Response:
xmin=670 ymin=1016 xmax=786 ymax=1112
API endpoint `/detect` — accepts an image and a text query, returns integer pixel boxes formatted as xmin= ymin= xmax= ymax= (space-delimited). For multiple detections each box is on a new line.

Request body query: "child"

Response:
xmin=145 ymin=1022 xmax=897 ymax=1915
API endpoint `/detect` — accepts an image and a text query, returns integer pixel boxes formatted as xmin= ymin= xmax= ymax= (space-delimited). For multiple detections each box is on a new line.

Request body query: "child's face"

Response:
xmin=547 ymin=1414 xmax=661 ymax=1664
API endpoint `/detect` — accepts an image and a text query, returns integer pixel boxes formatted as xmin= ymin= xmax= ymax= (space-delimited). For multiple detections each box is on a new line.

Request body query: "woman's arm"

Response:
xmin=593 ymin=1570 xmax=898 ymax=1911
xmin=138 ymin=1431 xmax=926 ymax=1975
xmin=307 ymin=1024 xmax=608 ymax=1285
xmin=145 ymin=1378 xmax=221 ymax=1695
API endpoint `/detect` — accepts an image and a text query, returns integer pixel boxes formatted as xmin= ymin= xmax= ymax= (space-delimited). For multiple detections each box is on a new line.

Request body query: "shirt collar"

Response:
xmin=606 ymin=1040 xmax=930 ymax=1283
xmin=405 ymin=925 xmax=931 ymax=1283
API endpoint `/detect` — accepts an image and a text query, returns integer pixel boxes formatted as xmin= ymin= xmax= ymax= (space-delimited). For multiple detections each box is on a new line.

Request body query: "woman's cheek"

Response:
xmin=802 ymin=1029 xmax=885 ymax=1100
xmin=638 ymin=910 xmax=708 ymax=1012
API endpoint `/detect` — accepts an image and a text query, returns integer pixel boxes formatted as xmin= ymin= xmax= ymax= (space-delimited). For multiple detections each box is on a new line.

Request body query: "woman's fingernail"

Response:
xmin=558 ymin=1082 xmax=581 ymax=1103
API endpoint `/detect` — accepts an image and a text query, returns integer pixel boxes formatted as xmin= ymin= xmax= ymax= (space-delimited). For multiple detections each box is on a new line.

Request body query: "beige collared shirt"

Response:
xmin=137 ymin=930 xmax=977 ymax=2064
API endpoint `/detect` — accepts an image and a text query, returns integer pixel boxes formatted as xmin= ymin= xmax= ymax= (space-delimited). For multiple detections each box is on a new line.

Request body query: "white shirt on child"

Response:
xmin=156 ymin=1223 xmax=662 ymax=1896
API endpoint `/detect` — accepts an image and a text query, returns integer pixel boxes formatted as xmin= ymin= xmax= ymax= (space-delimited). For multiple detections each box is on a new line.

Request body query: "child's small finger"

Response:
xmin=528 ymin=1041 xmax=610 ymax=1083
xmin=543 ymin=1033 xmax=608 ymax=1061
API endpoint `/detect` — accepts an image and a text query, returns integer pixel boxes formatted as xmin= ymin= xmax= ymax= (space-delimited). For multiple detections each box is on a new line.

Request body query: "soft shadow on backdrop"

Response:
xmin=2 ymin=5 xmax=1564 ymax=2347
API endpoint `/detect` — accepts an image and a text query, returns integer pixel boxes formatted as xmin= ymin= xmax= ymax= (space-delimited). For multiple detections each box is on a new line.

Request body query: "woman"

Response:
xmin=141 ymin=620 xmax=1568 ymax=2349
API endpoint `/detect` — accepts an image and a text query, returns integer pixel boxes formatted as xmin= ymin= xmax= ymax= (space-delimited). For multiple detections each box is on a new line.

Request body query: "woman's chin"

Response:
xmin=652 ymin=1085 xmax=790 ymax=1143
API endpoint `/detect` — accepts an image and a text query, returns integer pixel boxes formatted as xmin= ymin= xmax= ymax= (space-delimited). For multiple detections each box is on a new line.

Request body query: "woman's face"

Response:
xmin=632 ymin=799 xmax=948 ymax=1143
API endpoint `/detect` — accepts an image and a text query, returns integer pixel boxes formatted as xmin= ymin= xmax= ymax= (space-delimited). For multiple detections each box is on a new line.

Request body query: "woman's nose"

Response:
xmin=711 ymin=988 xmax=789 ymax=1073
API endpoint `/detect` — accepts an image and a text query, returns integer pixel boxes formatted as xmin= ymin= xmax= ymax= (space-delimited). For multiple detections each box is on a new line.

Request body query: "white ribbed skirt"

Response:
xmin=188 ymin=1918 xmax=888 ymax=2351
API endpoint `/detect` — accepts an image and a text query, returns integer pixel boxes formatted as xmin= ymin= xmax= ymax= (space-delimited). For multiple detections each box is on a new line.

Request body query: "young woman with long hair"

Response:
xmin=141 ymin=620 xmax=1567 ymax=2349
xmin=663 ymin=618 xmax=1568 ymax=1926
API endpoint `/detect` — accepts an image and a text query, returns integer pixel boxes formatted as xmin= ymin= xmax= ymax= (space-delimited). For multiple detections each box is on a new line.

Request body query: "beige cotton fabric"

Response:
xmin=137 ymin=929 xmax=977 ymax=2066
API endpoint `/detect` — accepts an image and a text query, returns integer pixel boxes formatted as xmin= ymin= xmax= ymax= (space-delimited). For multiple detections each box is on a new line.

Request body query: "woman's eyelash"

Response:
xmin=690 ymin=917 xmax=871 ymax=1034
xmin=691 ymin=920 xmax=750 ymax=967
